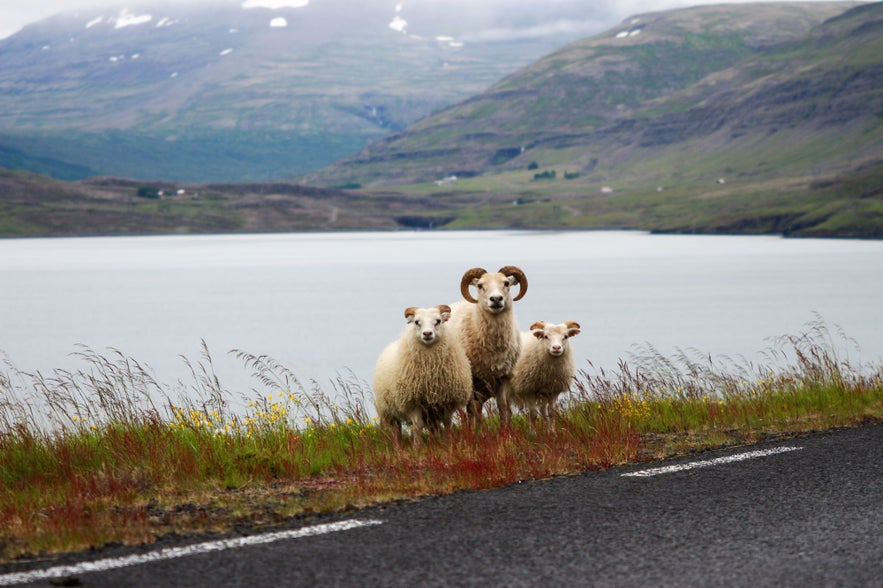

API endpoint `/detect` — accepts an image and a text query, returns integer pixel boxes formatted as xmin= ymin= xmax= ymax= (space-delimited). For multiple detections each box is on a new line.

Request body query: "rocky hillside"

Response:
xmin=0 ymin=0 xmax=604 ymax=182
xmin=310 ymin=1 xmax=876 ymax=187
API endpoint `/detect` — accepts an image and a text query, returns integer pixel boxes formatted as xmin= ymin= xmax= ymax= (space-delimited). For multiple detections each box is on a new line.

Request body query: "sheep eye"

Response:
xmin=415 ymin=320 xmax=422 ymax=327
xmin=434 ymin=319 xmax=441 ymax=326
xmin=477 ymin=284 xmax=484 ymax=290
xmin=503 ymin=280 xmax=510 ymax=287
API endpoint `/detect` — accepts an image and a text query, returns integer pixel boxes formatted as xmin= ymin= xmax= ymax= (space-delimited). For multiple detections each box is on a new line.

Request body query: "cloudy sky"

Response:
xmin=0 ymin=0 xmax=860 ymax=40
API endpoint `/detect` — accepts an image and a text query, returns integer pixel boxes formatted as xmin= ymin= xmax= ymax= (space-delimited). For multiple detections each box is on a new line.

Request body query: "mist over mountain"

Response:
xmin=0 ymin=0 xmax=613 ymax=181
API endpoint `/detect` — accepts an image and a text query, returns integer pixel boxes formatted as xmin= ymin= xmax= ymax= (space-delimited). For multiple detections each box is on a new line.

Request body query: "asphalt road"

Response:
xmin=5 ymin=423 xmax=882 ymax=587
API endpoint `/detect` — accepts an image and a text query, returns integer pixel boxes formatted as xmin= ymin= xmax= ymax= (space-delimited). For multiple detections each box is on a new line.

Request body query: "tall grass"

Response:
xmin=1 ymin=321 xmax=881 ymax=561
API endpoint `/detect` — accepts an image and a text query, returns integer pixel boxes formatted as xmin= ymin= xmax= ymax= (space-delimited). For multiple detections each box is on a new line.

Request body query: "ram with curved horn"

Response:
xmin=448 ymin=265 xmax=528 ymax=424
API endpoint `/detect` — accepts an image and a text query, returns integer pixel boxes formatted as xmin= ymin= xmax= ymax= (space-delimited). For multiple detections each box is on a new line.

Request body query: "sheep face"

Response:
xmin=530 ymin=321 xmax=581 ymax=357
xmin=404 ymin=305 xmax=452 ymax=346
xmin=460 ymin=266 xmax=528 ymax=314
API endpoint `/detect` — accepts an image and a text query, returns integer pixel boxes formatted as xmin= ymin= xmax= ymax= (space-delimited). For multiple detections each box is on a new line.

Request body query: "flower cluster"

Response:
xmin=611 ymin=393 xmax=651 ymax=421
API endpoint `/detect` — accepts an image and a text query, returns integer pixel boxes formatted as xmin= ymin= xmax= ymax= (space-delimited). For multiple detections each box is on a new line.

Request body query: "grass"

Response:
xmin=1 ymin=321 xmax=882 ymax=562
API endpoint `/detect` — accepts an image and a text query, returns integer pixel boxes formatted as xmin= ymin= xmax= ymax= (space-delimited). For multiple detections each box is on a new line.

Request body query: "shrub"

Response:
xmin=136 ymin=186 xmax=161 ymax=199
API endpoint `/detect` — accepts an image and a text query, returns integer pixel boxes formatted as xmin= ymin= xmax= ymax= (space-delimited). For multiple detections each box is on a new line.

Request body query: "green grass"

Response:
xmin=2 ymin=321 xmax=882 ymax=561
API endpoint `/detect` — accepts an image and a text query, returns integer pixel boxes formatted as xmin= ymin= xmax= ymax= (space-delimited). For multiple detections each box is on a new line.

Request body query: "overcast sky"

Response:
xmin=0 ymin=0 xmax=861 ymax=40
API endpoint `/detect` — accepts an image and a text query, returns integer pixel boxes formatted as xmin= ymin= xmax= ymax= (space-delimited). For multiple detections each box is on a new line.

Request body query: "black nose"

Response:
xmin=490 ymin=295 xmax=503 ymax=303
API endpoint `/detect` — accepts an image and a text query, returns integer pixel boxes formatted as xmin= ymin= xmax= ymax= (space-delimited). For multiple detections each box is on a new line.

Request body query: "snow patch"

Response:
xmin=85 ymin=16 xmax=104 ymax=29
xmin=270 ymin=17 xmax=288 ymax=28
xmin=170 ymin=72 xmax=179 ymax=78
xmin=389 ymin=15 xmax=407 ymax=33
xmin=615 ymin=27 xmax=643 ymax=39
xmin=242 ymin=0 xmax=309 ymax=8
xmin=219 ymin=48 xmax=234 ymax=56
xmin=448 ymin=41 xmax=463 ymax=48
xmin=156 ymin=17 xmax=177 ymax=28
xmin=436 ymin=36 xmax=454 ymax=42
xmin=42 ymin=45 xmax=50 ymax=51
xmin=114 ymin=10 xmax=152 ymax=29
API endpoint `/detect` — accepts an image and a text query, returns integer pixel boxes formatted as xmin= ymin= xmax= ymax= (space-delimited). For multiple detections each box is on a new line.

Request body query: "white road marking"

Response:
xmin=0 ymin=519 xmax=383 ymax=586
xmin=621 ymin=446 xmax=803 ymax=478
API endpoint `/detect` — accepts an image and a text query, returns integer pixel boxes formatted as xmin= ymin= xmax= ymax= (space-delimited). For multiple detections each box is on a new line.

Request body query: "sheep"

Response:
xmin=504 ymin=320 xmax=581 ymax=429
xmin=447 ymin=265 xmax=528 ymax=424
xmin=372 ymin=304 xmax=472 ymax=444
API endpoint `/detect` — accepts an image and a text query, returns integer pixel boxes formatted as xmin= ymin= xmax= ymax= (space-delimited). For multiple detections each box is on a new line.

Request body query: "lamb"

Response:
xmin=372 ymin=304 xmax=472 ymax=444
xmin=505 ymin=320 xmax=581 ymax=428
xmin=447 ymin=265 xmax=528 ymax=424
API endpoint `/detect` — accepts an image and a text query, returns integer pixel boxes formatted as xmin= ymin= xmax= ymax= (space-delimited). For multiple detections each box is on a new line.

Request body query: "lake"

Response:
xmin=1 ymin=231 xmax=882 ymax=406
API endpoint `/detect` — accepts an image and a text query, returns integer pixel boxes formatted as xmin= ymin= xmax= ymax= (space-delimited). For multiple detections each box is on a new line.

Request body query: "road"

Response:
xmin=4 ymin=423 xmax=882 ymax=587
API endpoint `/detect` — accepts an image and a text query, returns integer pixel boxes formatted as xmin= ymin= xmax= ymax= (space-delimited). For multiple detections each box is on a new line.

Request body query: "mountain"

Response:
xmin=304 ymin=2 xmax=883 ymax=237
xmin=0 ymin=0 xmax=608 ymax=182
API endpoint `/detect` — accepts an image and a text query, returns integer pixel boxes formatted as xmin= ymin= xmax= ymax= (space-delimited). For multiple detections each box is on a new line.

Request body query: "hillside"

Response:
xmin=0 ymin=0 xmax=601 ymax=182
xmin=0 ymin=167 xmax=447 ymax=237
xmin=306 ymin=2 xmax=883 ymax=238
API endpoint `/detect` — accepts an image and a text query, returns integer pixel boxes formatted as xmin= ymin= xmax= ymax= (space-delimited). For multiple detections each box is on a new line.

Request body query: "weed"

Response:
xmin=0 ymin=320 xmax=881 ymax=561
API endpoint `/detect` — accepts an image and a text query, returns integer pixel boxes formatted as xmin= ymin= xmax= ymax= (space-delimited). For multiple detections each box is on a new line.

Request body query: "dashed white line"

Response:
xmin=621 ymin=446 xmax=803 ymax=478
xmin=0 ymin=519 xmax=383 ymax=586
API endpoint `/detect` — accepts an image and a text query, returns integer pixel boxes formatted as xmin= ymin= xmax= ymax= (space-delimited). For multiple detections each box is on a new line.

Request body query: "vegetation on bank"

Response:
xmin=2 ymin=160 xmax=882 ymax=238
xmin=1 ymin=321 xmax=881 ymax=562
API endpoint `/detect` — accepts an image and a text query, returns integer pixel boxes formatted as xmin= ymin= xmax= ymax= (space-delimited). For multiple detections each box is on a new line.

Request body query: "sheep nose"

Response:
xmin=490 ymin=295 xmax=503 ymax=303
xmin=423 ymin=331 xmax=433 ymax=338
xmin=551 ymin=345 xmax=562 ymax=353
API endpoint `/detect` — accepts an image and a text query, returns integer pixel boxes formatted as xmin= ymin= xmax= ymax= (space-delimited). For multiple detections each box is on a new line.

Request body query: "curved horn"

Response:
xmin=498 ymin=265 xmax=528 ymax=301
xmin=460 ymin=267 xmax=487 ymax=304
xmin=565 ymin=320 xmax=581 ymax=330
xmin=529 ymin=321 xmax=547 ymax=331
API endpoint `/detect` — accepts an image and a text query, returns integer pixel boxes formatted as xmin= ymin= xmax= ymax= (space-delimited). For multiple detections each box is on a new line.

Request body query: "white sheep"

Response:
xmin=372 ymin=304 xmax=472 ymax=444
xmin=447 ymin=265 xmax=528 ymax=424
xmin=505 ymin=320 xmax=581 ymax=428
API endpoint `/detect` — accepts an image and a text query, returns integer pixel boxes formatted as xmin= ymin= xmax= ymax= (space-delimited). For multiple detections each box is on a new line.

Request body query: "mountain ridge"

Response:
xmin=308 ymin=1 xmax=873 ymax=186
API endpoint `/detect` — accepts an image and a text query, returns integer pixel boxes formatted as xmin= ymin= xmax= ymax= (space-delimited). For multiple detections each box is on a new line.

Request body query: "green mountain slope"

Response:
xmin=306 ymin=2 xmax=883 ymax=237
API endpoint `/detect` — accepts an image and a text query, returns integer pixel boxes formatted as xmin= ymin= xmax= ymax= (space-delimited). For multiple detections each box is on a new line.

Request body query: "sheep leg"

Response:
xmin=466 ymin=396 xmax=485 ymax=425
xmin=527 ymin=403 xmax=541 ymax=431
xmin=497 ymin=377 xmax=513 ymax=427
xmin=381 ymin=415 xmax=403 ymax=445
xmin=466 ymin=377 xmax=493 ymax=425
xmin=409 ymin=410 xmax=426 ymax=447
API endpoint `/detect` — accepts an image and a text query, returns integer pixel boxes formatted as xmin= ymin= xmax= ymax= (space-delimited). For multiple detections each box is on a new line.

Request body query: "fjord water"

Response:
xmin=1 ymin=231 xmax=881 ymax=401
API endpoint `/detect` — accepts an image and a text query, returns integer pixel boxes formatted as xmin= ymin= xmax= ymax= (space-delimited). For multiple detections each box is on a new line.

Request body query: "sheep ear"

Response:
xmin=532 ymin=329 xmax=545 ymax=339
xmin=565 ymin=321 xmax=581 ymax=336
xmin=436 ymin=304 xmax=452 ymax=322
xmin=404 ymin=307 xmax=418 ymax=322
xmin=567 ymin=328 xmax=581 ymax=337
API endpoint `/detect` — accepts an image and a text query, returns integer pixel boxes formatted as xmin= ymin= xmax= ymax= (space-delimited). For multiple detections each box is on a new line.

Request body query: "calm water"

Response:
xmin=1 ymin=231 xmax=882 ymax=401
